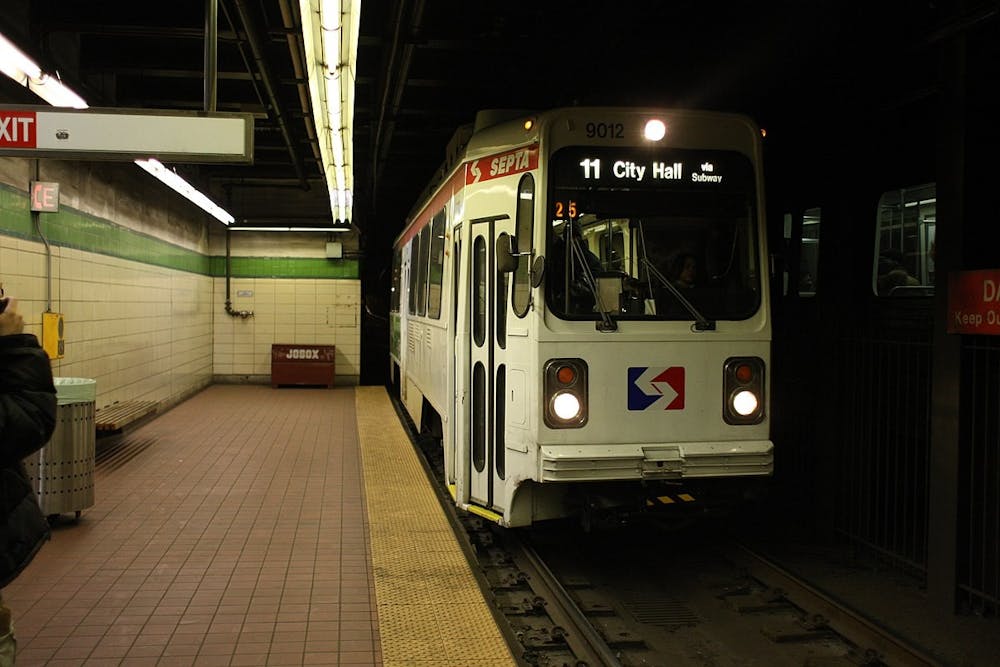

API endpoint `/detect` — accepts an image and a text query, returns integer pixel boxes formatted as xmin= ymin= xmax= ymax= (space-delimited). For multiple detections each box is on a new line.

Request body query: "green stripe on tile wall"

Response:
xmin=208 ymin=255 xmax=359 ymax=279
xmin=1 ymin=183 xmax=210 ymax=274
xmin=0 ymin=184 xmax=359 ymax=279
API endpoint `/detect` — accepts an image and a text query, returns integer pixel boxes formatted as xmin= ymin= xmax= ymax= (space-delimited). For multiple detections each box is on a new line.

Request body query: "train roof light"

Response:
xmin=644 ymin=119 xmax=666 ymax=141
xmin=523 ymin=118 xmax=534 ymax=131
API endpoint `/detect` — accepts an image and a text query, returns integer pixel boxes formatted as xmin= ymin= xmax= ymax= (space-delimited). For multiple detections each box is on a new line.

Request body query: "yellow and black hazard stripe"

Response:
xmin=645 ymin=492 xmax=697 ymax=508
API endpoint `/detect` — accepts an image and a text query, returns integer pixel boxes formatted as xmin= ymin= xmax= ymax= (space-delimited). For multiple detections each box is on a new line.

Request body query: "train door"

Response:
xmin=466 ymin=214 xmax=513 ymax=509
xmin=447 ymin=225 xmax=462 ymax=490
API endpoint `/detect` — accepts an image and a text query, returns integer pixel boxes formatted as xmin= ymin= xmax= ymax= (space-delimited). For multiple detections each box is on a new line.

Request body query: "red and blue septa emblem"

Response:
xmin=628 ymin=367 xmax=685 ymax=410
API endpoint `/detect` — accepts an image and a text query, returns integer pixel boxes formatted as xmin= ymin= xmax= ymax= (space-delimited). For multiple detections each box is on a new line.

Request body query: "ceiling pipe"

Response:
xmin=370 ymin=0 xmax=419 ymax=205
xmin=277 ymin=0 xmax=322 ymax=173
xmin=228 ymin=0 xmax=310 ymax=189
xmin=204 ymin=0 xmax=218 ymax=112
xmin=375 ymin=0 xmax=425 ymax=189
xmin=372 ymin=1 xmax=407 ymax=165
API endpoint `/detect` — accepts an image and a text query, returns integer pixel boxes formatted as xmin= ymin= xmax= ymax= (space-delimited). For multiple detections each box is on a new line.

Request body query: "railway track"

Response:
xmin=393 ymin=395 xmax=943 ymax=666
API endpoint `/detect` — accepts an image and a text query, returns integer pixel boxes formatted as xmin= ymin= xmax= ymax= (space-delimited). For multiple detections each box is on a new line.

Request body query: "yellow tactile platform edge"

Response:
xmin=355 ymin=386 xmax=517 ymax=667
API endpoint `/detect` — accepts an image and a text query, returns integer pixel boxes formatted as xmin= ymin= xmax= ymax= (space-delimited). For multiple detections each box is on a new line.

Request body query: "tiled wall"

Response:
xmin=212 ymin=277 xmax=361 ymax=383
xmin=0 ymin=228 xmax=214 ymax=410
xmin=0 ymin=159 xmax=363 ymax=412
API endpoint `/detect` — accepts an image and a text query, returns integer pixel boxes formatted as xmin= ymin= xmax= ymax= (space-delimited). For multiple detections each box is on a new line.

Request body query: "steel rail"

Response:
xmin=511 ymin=533 xmax=624 ymax=667
xmin=729 ymin=543 xmax=945 ymax=667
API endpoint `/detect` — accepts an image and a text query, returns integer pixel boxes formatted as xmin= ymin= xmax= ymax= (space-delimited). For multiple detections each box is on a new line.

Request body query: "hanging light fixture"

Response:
xmin=0 ymin=30 xmax=235 ymax=225
xmin=299 ymin=0 xmax=360 ymax=226
xmin=0 ymin=33 xmax=88 ymax=108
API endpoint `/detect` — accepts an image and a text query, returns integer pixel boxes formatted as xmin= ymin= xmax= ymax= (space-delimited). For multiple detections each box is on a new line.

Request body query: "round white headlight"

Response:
xmin=732 ymin=390 xmax=759 ymax=417
xmin=644 ymin=119 xmax=666 ymax=141
xmin=552 ymin=392 xmax=581 ymax=421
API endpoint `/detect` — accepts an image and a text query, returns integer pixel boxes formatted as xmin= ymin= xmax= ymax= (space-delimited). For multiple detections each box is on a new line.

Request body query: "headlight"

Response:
xmin=732 ymin=390 xmax=759 ymax=416
xmin=552 ymin=392 xmax=581 ymax=420
xmin=723 ymin=357 xmax=765 ymax=425
xmin=544 ymin=359 xmax=588 ymax=428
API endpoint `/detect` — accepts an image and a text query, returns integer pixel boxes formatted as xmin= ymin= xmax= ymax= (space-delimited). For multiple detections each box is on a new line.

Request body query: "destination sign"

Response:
xmin=551 ymin=146 xmax=753 ymax=191
xmin=578 ymin=157 xmax=724 ymax=184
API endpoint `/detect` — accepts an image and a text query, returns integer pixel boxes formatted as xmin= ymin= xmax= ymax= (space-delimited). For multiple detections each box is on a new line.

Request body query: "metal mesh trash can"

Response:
xmin=24 ymin=377 xmax=97 ymax=519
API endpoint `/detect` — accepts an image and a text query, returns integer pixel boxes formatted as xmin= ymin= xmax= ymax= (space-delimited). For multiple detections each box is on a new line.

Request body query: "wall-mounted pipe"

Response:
xmin=224 ymin=228 xmax=254 ymax=320
xmin=31 ymin=160 xmax=53 ymax=312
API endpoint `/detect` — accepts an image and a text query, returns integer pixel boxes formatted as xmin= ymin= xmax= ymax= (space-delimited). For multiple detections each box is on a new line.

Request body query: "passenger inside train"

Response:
xmin=668 ymin=251 xmax=700 ymax=289
xmin=545 ymin=209 xmax=759 ymax=323
xmin=546 ymin=220 xmax=602 ymax=313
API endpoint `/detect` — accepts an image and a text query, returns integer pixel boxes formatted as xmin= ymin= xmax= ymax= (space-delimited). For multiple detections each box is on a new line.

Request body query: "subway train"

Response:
xmin=389 ymin=107 xmax=772 ymax=527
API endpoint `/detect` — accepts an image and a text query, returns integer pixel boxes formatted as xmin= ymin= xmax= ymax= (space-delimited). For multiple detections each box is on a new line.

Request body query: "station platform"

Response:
xmin=7 ymin=384 xmax=517 ymax=666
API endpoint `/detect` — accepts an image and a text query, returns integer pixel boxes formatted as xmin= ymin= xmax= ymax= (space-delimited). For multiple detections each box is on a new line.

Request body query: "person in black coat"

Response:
xmin=0 ymin=296 xmax=57 ymax=658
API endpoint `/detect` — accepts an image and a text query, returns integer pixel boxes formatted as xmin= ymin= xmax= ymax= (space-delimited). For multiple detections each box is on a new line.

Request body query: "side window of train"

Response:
xmin=407 ymin=233 xmax=421 ymax=314
xmin=512 ymin=174 xmax=535 ymax=317
xmin=453 ymin=234 xmax=461 ymax=330
xmin=390 ymin=250 xmax=401 ymax=312
xmin=873 ymin=183 xmax=936 ymax=297
xmin=427 ymin=211 xmax=446 ymax=319
xmin=417 ymin=225 xmax=431 ymax=316
xmin=473 ymin=236 xmax=486 ymax=346
xmin=782 ymin=208 xmax=821 ymax=297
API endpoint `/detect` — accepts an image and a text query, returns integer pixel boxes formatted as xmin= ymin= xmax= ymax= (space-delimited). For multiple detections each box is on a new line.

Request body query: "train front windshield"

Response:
xmin=545 ymin=146 xmax=761 ymax=322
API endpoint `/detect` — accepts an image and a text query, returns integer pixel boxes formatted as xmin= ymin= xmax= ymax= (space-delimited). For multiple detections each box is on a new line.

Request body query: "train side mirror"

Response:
xmin=531 ymin=255 xmax=545 ymax=287
xmin=496 ymin=232 xmax=518 ymax=273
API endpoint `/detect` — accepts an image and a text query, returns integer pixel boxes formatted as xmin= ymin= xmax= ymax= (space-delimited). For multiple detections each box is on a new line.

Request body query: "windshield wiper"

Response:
xmin=569 ymin=237 xmax=618 ymax=332
xmin=641 ymin=258 xmax=716 ymax=331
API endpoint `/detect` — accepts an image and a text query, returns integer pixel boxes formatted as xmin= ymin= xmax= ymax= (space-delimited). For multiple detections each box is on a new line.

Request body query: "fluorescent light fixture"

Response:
xmin=1 ymin=30 xmax=235 ymax=224
xmin=229 ymin=226 xmax=351 ymax=232
xmin=135 ymin=158 xmax=234 ymax=224
xmin=0 ymin=33 xmax=88 ymax=108
xmin=299 ymin=0 xmax=359 ymax=225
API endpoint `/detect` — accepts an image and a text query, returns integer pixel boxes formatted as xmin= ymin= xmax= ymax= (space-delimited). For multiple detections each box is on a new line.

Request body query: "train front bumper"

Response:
xmin=538 ymin=440 xmax=773 ymax=482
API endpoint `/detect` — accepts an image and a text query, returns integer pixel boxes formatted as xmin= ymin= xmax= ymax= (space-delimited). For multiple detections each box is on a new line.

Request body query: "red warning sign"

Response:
xmin=947 ymin=269 xmax=1000 ymax=335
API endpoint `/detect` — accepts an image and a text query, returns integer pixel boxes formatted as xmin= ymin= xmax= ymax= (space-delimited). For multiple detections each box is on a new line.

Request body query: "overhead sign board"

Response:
xmin=0 ymin=106 xmax=253 ymax=163
xmin=947 ymin=268 xmax=1000 ymax=335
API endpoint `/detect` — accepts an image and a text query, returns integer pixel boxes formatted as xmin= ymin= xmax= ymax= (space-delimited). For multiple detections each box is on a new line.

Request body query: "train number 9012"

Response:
xmin=585 ymin=122 xmax=624 ymax=139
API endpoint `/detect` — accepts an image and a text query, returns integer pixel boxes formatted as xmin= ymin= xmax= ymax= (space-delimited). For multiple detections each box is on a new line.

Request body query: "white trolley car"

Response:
xmin=389 ymin=107 xmax=772 ymax=527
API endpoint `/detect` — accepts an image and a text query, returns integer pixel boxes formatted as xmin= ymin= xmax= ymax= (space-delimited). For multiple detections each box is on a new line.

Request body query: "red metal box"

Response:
xmin=271 ymin=344 xmax=335 ymax=388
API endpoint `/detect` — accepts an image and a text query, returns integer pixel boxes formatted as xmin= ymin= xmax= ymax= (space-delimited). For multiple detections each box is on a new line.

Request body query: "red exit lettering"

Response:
xmin=0 ymin=111 xmax=37 ymax=148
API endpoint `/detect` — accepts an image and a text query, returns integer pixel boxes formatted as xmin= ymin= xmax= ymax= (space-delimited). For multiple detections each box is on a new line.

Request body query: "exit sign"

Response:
xmin=0 ymin=110 xmax=36 ymax=148
xmin=0 ymin=106 xmax=253 ymax=162
xmin=30 ymin=180 xmax=59 ymax=212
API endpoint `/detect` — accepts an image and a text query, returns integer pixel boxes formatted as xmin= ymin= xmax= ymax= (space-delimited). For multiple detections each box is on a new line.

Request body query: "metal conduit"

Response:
xmin=204 ymin=0 xmax=218 ymax=112
xmin=372 ymin=0 xmax=427 ymax=197
xmin=229 ymin=0 xmax=309 ymax=189
xmin=278 ymin=0 xmax=322 ymax=171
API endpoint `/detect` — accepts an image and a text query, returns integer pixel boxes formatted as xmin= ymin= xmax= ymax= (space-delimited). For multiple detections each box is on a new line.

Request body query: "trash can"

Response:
xmin=23 ymin=377 xmax=97 ymax=520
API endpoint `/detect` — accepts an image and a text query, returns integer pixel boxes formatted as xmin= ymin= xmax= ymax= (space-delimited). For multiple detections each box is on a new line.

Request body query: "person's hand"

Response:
xmin=0 ymin=297 xmax=25 ymax=336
